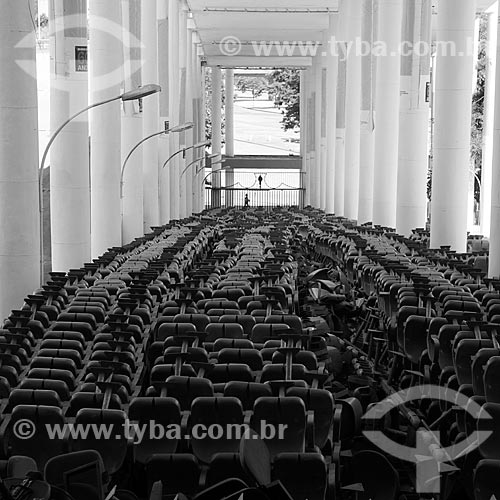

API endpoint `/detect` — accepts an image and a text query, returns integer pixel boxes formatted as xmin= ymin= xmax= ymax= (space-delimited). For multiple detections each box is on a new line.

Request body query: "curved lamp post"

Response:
xmin=119 ymin=122 xmax=194 ymax=198
xmin=161 ymin=140 xmax=210 ymax=171
xmin=181 ymin=153 xmax=220 ymax=179
xmin=39 ymin=84 xmax=162 ymax=284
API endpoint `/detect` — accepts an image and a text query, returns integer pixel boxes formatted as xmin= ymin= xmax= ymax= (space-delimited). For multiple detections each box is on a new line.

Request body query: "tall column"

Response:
xmin=158 ymin=0 xmax=170 ymax=223
xmin=142 ymin=0 xmax=160 ymax=231
xmin=89 ymin=0 xmax=122 ymax=257
xmin=358 ymin=0 xmax=376 ymax=224
xmin=193 ymin=35 xmax=205 ymax=214
xmin=0 ymin=0 xmax=40 ymax=318
xmin=372 ymin=0 xmax=403 ymax=228
xmin=308 ymin=59 xmax=320 ymax=208
xmin=325 ymin=14 xmax=339 ymax=214
xmin=317 ymin=49 xmax=328 ymax=211
xmin=211 ymin=66 xmax=223 ymax=209
xmin=335 ymin=0 xmax=348 ymax=216
xmin=168 ymin=0 xmax=180 ymax=219
xmin=396 ymin=0 xmax=432 ymax=236
xmin=488 ymin=5 xmax=500 ymax=277
xmin=313 ymin=56 xmax=323 ymax=209
xmin=300 ymin=70 xmax=307 ymax=206
xmin=121 ymin=0 xmax=144 ymax=242
xmin=430 ymin=0 xmax=476 ymax=251
xmin=481 ymin=3 xmax=498 ymax=237
xmin=303 ymin=68 xmax=312 ymax=207
xmin=343 ymin=0 xmax=362 ymax=220
xmin=178 ymin=6 xmax=189 ymax=219
xmin=49 ymin=0 xmax=90 ymax=272
xmin=184 ymin=24 xmax=195 ymax=217
xmin=225 ymin=69 xmax=235 ymax=206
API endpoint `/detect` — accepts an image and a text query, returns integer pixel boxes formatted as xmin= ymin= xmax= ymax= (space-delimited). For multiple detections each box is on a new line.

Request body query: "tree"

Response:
xmin=267 ymin=69 xmax=301 ymax=131
xmin=235 ymin=75 xmax=268 ymax=99
xmin=205 ymin=67 xmax=225 ymax=144
xmin=471 ymin=14 xmax=488 ymax=205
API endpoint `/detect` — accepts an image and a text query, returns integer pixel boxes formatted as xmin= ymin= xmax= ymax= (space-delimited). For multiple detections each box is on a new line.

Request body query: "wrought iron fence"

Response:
xmin=204 ymin=187 xmax=305 ymax=210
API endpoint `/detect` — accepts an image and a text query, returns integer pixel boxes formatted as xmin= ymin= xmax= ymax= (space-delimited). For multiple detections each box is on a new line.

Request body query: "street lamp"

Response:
xmin=39 ymin=84 xmax=162 ymax=285
xmin=181 ymin=153 xmax=220 ymax=179
xmin=120 ymin=122 xmax=194 ymax=198
xmin=161 ymin=141 xmax=210 ymax=171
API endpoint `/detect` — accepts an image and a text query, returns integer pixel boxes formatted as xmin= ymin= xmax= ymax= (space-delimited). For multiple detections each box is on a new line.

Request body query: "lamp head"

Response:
xmin=121 ymin=84 xmax=161 ymax=101
xmin=194 ymin=140 xmax=210 ymax=148
xmin=170 ymin=122 xmax=194 ymax=133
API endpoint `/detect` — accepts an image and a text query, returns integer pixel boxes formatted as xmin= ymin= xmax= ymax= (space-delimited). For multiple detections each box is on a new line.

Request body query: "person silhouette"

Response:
xmin=258 ymin=175 xmax=263 ymax=189
xmin=244 ymin=193 xmax=250 ymax=207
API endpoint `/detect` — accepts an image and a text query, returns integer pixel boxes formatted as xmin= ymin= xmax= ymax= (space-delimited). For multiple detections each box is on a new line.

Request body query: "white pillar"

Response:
xmin=89 ymin=0 xmax=122 ymax=257
xmin=335 ymin=0 xmax=348 ymax=216
xmin=430 ymin=0 xmax=476 ymax=251
xmin=303 ymin=68 xmax=312 ymax=207
xmin=481 ymin=3 xmax=498 ymax=237
xmin=372 ymin=0 xmax=403 ymax=228
xmin=318 ymin=49 xmax=328 ymax=211
xmin=49 ymin=0 xmax=90 ymax=272
xmin=178 ymin=6 xmax=189 ymax=219
xmin=225 ymin=69 xmax=235 ymax=207
xmin=358 ymin=0 xmax=376 ymax=224
xmin=307 ymin=63 xmax=318 ymax=208
xmin=121 ymin=0 xmax=143 ymax=242
xmin=325 ymin=14 xmax=339 ymax=215
xmin=343 ymin=0 xmax=362 ymax=220
xmin=0 ymin=0 xmax=40 ymax=318
xmin=158 ymin=0 xmax=170 ymax=223
xmin=396 ymin=0 xmax=432 ymax=236
xmin=488 ymin=6 xmax=500 ymax=277
xmin=142 ymin=0 xmax=160 ymax=231
xmin=211 ymin=66 xmax=223 ymax=209
xmin=168 ymin=0 xmax=180 ymax=219
xmin=313 ymin=56 xmax=322 ymax=209
xmin=192 ymin=36 xmax=204 ymax=214
xmin=184 ymin=24 xmax=195 ymax=217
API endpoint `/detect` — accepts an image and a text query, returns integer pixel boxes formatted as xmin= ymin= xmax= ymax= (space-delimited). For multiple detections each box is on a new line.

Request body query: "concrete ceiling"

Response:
xmin=187 ymin=0 xmax=337 ymax=67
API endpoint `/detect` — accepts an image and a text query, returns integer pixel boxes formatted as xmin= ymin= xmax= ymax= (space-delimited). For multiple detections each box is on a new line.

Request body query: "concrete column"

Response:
xmin=481 ymin=3 xmax=498 ymax=237
xmin=0 ymin=0 xmax=40 ymax=319
xmin=89 ymin=0 xmax=122 ymax=257
xmin=211 ymin=66 xmax=223 ymax=208
xmin=396 ymin=0 xmax=432 ymax=236
xmin=308 ymin=64 xmax=318 ymax=208
xmin=313 ymin=56 xmax=323 ymax=209
xmin=168 ymin=0 xmax=180 ymax=219
xmin=142 ymin=0 xmax=160 ymax=231
xmin=300 ymin=70 xmax=308 ymax=207
xmin=325 ymin=14 xmax=339 ymax=214
xmin=318 ymin=46 xmax=328 ymax=210
xmin=372 ymin=0 xmax=403 ymax=228
xmin=303 ymin=68 xmax=312 ymax=207
xmin=197 ymin=63 xmax=208 ymax=213
xmin=121 ymin=0 xmax=143 ymax=243
xmin=178 ymin=6 xmax=189 ymax=219
xmin=192 ymin=35 xmax=204 ymax=214
xmin=344 ymin=0 xmax=363 ymax=220
xmin=158 ymin=0 xmax=170 ymax=223
xmin=488 ymin=6 xmax=500 ymax=276
xmin=49 ymin=0 xmax=90 ymax=272
xmin=225 ymin=69 xmax=235 ymax=206
xmin=430 ymin=0 xmax=476 ymax=251
xmin=358 ymin=0 xmax=376 ymax=224
xmin=184 ymin=23 xmax=194 ymax=217
xmin=335 ymin=0 xmax=348 ymax=216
